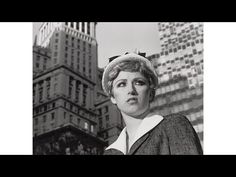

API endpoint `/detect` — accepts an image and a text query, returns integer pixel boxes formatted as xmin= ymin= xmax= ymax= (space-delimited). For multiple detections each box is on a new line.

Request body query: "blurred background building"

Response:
xmin=147 ymin=22 xmax=203 ymax=146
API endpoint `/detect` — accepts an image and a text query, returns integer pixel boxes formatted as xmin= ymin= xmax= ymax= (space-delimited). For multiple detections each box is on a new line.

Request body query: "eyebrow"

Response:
xmin=114 ymin=77 xmax=147 ymax=86
xmin=114 ymin=79 xmax=127 ymax=86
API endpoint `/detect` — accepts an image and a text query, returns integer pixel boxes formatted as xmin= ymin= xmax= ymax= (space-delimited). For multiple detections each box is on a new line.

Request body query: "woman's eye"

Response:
xmin=135 ymin=80 xmax=146 ymax=85
xmin=117 ymin=82 xmax=126 ymax=87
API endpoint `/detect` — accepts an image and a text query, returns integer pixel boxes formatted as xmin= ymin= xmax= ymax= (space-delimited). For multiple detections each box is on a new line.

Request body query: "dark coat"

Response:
xmin=104 ymin=114 xmax=203 ymax=155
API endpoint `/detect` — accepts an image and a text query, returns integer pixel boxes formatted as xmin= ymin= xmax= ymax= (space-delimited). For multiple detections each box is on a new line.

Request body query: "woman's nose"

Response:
xmin=127 ymin=83 xmax=137 ymax=95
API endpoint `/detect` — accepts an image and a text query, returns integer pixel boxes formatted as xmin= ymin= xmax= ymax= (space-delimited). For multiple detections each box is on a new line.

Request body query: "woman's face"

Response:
xmin=110 ymin=71 xmax=151 ymax=118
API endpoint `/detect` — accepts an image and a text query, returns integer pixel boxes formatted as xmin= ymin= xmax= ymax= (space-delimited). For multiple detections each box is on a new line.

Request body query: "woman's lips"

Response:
xmin=127 ymin=97 xmax=138 ymax=103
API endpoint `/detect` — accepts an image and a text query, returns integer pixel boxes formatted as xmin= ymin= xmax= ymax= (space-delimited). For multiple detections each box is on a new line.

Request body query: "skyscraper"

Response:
xmin=33 ymin=22 xmax=106 ymax=155
xmin=147 ymin=22 xmax=204 ymax=146
xmin=148 ymin=22 xmax=203 ymax=87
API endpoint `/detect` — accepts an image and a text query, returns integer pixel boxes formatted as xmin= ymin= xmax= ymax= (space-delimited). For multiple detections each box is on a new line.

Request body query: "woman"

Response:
xmin=102 ymin=52 xmax=203 ymax=155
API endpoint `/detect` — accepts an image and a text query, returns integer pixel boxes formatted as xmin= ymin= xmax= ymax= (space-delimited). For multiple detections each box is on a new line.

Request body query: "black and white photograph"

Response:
xmin=32 ymin=22 xmax=203 ymax=155
xmin=2 ymin=22 xmax=236 ymax=155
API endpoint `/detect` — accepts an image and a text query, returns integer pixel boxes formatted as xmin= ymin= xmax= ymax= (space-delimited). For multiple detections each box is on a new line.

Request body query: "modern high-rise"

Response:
xmin=147 ymin=22 xmax=204 ymax=146
xmin=148 ymin=22 xmax=203 ymax=87
xmin=33 ymin=22 xmax=106 ymax=155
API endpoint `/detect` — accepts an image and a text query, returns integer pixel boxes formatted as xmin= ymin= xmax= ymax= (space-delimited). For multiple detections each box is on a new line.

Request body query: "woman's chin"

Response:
xmin=124 ymin=108 xmax=149 ymax=118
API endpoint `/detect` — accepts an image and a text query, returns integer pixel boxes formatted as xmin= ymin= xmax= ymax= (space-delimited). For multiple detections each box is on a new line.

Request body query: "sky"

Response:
xmin=33 ymin=22 xmax=161 ymax=68
xmin=96 ymin=22 xmax=161 ymax=68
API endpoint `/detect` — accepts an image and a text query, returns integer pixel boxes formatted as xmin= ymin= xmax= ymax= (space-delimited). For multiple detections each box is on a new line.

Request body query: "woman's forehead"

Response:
xmin=114 ymin=71 xmax=147 ymax=80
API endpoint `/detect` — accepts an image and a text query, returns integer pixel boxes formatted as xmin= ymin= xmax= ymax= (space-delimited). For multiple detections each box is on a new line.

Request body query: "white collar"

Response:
xmin=105 ymin=113 xmax=164 ymax=154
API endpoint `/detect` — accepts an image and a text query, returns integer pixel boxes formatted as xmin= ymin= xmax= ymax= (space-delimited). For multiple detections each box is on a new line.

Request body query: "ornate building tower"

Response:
xmin=33 ymin=22 xmax=106 ymax=155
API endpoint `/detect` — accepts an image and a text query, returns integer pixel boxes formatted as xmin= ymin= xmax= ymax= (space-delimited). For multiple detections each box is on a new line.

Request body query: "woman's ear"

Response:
xmin=110 ymin=97 xmax=117 ymax=104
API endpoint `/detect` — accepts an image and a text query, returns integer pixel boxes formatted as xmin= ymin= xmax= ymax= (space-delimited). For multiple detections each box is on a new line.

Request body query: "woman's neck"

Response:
xmin=121 ymin=109 xmax=150 ymax=146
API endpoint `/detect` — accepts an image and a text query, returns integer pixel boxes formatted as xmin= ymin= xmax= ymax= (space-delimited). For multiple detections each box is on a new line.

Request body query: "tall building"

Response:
xmin=148 ymin=22 xmax=203 ymax=87
xmin=147 ymin=22 xmax=204 ymax=146
xmin=33 ymin=22 xmax=106 ymax=155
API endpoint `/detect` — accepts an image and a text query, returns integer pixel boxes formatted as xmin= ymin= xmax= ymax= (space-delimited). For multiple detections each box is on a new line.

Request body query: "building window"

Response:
xmin=190 ymin=60 xmax=194 ymax=65
xmin=51 ymin=112 xmax=55 ymax=120
xmin=39 ymin=82 xmax=43 ymax=102
xmin=70 ymin=22 xmax=74 ymax=28
xmin=69 ymin=114 xmax=73 ymax=122
xmin=77 ymin=118 xmax=80 ymax=126
xmin=76 ymin=22 xmax=79 ymax=30
xmin=43 ymin=115 xmax=47 ymax=123
xmin=70 ymin=104 xmax=73 ymax=111
xmin=54 ymin=83 xmax=57 ymax=93
xmin=105 ymin=106 xmax=108 ymax=113
xmin=64 ymin=101 xmax=67 ymax=108
xmin=82 ymin=22 xmax=85 ymax=33
xmin=189 ymin=79 xmax=193 ymax=85
xmin=64 ymin=112 xmax=67 ymax=119
xmin=83 ymin=85 xmax=88 ymax=106
xmin=87 ymin=22 xmax=90 ymax=35
xmin=106 ymin=123 xmax=109 ymax=128
xmin=91 ymin=125 xmax=94 ymax=133
xmin=36 ymin=63 xmax=39 ymax=68
xmin=69 ymin=77 xmax=73 ymax=98
xmin=99 ymin=117 xmax=102 ymax=124
xmin=36 ymin=55 xmax=40 ymax=61
xmin=83 ymin=41 xmax=86 ymax=52
xmin=84 ymin=122 xmax=88 ymax=130
xmin=98 ymin=109 xmax=102 ymax=116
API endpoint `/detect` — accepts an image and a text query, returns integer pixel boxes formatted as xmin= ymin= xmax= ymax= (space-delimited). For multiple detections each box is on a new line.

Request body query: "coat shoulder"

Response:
xmin=163 ymin=113 xmax=190 ymax=122
xmin=161 ymin=113 xmax=193 ymax=129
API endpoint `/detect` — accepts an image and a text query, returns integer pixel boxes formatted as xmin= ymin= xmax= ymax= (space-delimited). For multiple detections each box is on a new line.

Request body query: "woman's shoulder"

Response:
xmin=162 ymin=113 xmax=191 ymax=124
xmin=157 ymin=113 xmax=195 ymax=133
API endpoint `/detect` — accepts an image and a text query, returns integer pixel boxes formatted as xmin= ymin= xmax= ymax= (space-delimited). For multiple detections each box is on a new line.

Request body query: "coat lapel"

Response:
xmin=105 ymin=113 xmax=164 ymax=155
xmin=128 ymin=132 xmax=150 ymax=155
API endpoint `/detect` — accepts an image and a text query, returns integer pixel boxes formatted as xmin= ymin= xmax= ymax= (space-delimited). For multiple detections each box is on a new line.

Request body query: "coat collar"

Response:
xmin=105 ymin=113 xmax=164 ymax=154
